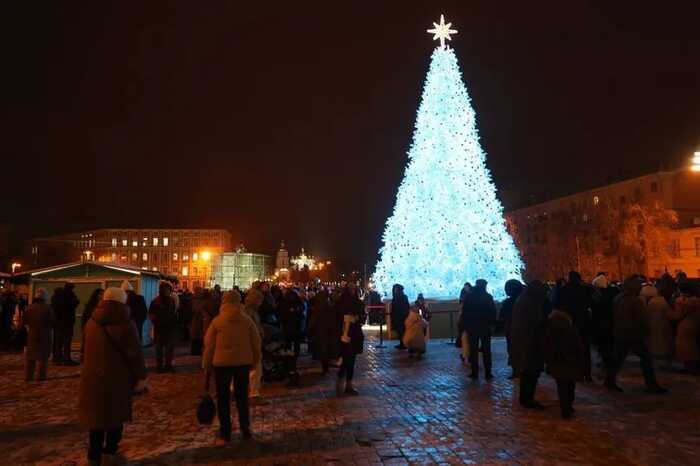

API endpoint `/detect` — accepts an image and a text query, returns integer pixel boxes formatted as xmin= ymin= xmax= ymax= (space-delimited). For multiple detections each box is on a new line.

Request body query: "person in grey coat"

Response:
xmin=22 ymin=288 xmax=55 ymax=382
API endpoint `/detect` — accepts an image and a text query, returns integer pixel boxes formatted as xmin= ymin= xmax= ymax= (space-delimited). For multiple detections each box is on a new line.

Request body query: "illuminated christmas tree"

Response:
xmin=374 ymin=15 xmax=522 ymax=300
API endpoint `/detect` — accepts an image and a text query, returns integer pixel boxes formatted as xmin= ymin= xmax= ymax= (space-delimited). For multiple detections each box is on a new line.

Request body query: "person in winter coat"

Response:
xmin=121 ymin=281 xmax=147 ymax=344
xmin=511 ymin=281 xmax=551 ymax=409
xmin=203 ymin=290 xmax=261 ymax=443
xmin=189 ymin=287 xmax=206 ymax=355
xmin=243 ymin=288 xmax=264 ymax=398
xmin=80 ymin=288 xmax=104 ymax=360
xmin=178 ymin=289 xmax=194 ymax=342
xmin=591 ymin=275 xmax=617 ymax=376
xmin=641 ymin=285 xmax=674 ymax=370
xmin=278 ymin=289 xmax=304 ymax=357
xmin=79 ymin=287 xmax=146 ymax=466
xmin=22 ymin=288 xmax=55 ymax=382
xmin=546 ymin=307 xmax=585 ymax=419
xmin=500 ymin=279 xmax=524 ymax=379
xmin=460 ymin=279 xmax=497 ymax=379
xmin=671 ymin=282 xmax=700 ymax=374
xmin=605 ymin=277 xmax=667 ymax=393
xmin=557 ymin=271 xmax=593 ymax=382
xmin=457 ymin=282 xmax=473 ymax=363
xmin=52 ymin=283 xmax=80 ymax=365
xmin=391 ymin=284 xmax=409 ymax=350
xmin=403 ymin=307 xmax=428 ymax=357
xmin=148 ymin=282 xmax=178 ymax=372
xmin=336 ymin=284 xmax=365 ymax=396
xmin=308 ymin=289 xmax=339 ymax=373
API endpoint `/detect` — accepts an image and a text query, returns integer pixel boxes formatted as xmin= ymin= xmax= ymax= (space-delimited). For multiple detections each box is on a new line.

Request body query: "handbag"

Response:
xmin=196 ymin=371 xmax=216 ymax=425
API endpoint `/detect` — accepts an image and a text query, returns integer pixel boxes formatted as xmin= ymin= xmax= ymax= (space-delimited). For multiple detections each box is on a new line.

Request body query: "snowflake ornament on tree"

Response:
xmin=373 ymin=15 xmax=523 ymax=301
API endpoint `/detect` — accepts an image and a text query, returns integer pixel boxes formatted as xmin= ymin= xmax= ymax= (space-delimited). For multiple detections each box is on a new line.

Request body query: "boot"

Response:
xmin=344 ymin=381 xmax=359 ymax=396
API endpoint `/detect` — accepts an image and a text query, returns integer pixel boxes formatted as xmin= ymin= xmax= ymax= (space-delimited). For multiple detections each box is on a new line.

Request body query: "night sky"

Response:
xmin=4 ymin=1 xmax=700 ymax=270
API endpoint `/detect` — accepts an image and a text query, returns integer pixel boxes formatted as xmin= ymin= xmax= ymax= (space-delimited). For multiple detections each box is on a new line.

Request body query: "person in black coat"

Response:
xmin=122 ymin=281 xmax=148 ymax=344
xmin=278 ymin=289 xmax=304 ymax=357
xmin=336 ymin=284 xmax=365 ymax=396
xmin=558 ymin=271 xmax=594 ymax=382
xmin=52 ymin=283 xmax=80 ymax=365
xmin=391 ymin=284 xmax=409 ymax=350
xmin=546 ymin=307 xmax=585 ymax=419
xmin=308 ymin=289 xmax=339 ymax=373
xmin=148 ymin=282 xmax=178 ymax=372
xmin=511 ymin=281 xmax=551 ymax=409
xmin=501 ymin=279 xmax=524 ymax=379
xmin=460 ymin=279 xmax=497 ymax=379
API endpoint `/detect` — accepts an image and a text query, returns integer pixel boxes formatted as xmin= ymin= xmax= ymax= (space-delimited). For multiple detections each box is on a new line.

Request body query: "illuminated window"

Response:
xmin=132 ymin=253 xmax=138 ymax=261
xmin=193 ymin=252 xmax=199 ymax=261
xmin=122 ymin=239 xmax=128 ymax=247
xmin=153 ymin=238 xmax=159 ymax=247
xmin=182 ymin=266 xmax=189 ymax=276
xmin=142 ymin=237 xmax=148 ymax=247
xmin=593 ymin=196 xmax=599 ymax=206
xmin=142 ymin=253 xmax=148 ymax=261
xmin=163 ymin=237 xmax=169 ymax=247
xmin=173 ymin=253 xmax=178 ymax=261
xmin=193 ymin=267 xmax=198 ymax=275
xmin=132 ymin=240 xmax=138 ymax=247
xmin=111 ymin=253 xmax=117 ymax=262
xmin=152 ymin=267 xmax=158 ymax=271
xmin=183 ymin=254 xmax=189 ymax=261
xmin=112 ymin=238 xmax=117 ymax=247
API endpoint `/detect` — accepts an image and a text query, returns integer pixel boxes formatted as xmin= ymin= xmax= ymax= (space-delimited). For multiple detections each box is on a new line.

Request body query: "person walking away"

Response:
xmin=243 ymin=288 xmax=265 ymax=399
xmin=308 ymin=289 xmax=338 ymax=373
xmin=148 ymin=282 xmax=178 ymax=373
xmin=52 ymin=284 xmax=80 ymax=365
xmin=605 ymin=277 xmax=667 ymax=393
xmin=22 ymin=288 xmax=55 ymax=382
xmin=457 ymin=282 xmax=472 ymax=363
xmin=591 ymin=275 xmax=617 ymax=378
xmin=501 ymin=279 xmax=524 ymax=379
xmin=189 ymin=287 xmax=205 ymax=355
xmin=79 ymin=287 xmax=146 ymax=466
xmin=336 ymin=284 xmax=365 ymax=396
xmin=558 ymin=272 xmax=593 ymax=382
xmin=403 ymin=306 xmax=428 ymax=358
xmin=642 ymin=284 xmax=674 ymax=371
xmin=178 ymin=288 xmax=194 ymax=342
xmin=81 ymin=289 xmax=104 ymax=360
xmin=511 ymin=281 xmax=550 ymax=409
xmin=391 ymin=284 xmax=409 ymax=350
xmin=545 ymin=305 xmax=585 ymax=419
xmin=121 ymin=281 xmax=147 ymax=344
xmin=203 ymin=290 xmax=260 ymax=444
xmin=671 ymin=281 xmax=700 ymax=375
xmin=461 ymin=279 xmax=496 ymax=379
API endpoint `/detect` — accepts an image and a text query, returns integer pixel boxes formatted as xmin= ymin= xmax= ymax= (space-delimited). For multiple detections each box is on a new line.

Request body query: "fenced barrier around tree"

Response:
xmin=364 ymin=301 xmax=462 ymax=344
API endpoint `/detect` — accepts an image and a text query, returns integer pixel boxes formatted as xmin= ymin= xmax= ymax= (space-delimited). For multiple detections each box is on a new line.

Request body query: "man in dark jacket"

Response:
xmin=52 ymin=283 xmax=80 ymax=365
xmin=511 ymin=281 xmax=551 ymax=409
xmin=501 ymin=279 xmax=524 ymax=379
xmin=461 ymin=279 xmax=497 ymax=379
xmin=546 ymin=307 xmax=585 ymax=419
xmin=122 ymin=281 xmax=148 ymax=344
xmin=148 ymin=282 xmax=178 ymax=372
xmin=558 ymin=271 xmax=593 ymax=381
xmin=391 ymin=284 xmax=410 ymax=350
xmin=605 ymin=277 xmax=667 ymax=394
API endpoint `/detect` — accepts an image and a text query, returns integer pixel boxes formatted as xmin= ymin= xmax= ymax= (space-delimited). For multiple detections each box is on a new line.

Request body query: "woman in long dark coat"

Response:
xmin=308 ymin=289 xmax=339 ymax=373
xmin=336 ymin=285 xmax=365 ymax=396
xmin=22 ymin=288 xmax=54 ymax=382
xmin=510 ymin=281 xmax=550 ymax=409
xmin=79 ymin=287 xmax=146 ymax=465
xmin=546 ymin=308 xmax=584 ymax=419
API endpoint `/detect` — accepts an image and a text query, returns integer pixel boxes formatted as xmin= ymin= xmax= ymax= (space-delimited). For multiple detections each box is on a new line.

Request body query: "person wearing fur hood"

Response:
xmin=403 ymin=307 xmax=428 ymax=357
xmin=203 ymin=290 xmax=261 ymax=443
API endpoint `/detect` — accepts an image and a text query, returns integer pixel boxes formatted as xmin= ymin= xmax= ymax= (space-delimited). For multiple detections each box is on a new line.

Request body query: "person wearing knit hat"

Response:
xmin=203 ymin=287 xmax=260 ymax=444
xmin=79 ymin=285 xmax=146 ymax=465
xmin=120 ymin=280 xmax=134 ymax=292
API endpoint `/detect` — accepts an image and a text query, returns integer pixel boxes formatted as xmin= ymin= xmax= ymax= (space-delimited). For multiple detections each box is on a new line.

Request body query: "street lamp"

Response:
xmin=692 ymin=151 xmax=700 ymax=172
xmin=11 ymin=262 xmax=21 ymax=274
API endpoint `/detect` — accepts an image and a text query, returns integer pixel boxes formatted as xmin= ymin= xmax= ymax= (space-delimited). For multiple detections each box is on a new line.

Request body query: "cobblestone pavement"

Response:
xmin=2 ymin=333 xmax=699 ymax=466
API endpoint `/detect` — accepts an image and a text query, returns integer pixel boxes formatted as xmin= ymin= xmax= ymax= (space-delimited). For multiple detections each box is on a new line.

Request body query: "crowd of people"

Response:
xmin=4 ymin=268 xmax=700 ymax=464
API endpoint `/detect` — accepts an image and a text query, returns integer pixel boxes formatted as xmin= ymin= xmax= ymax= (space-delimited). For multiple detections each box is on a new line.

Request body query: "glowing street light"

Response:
xmin=11 ymin=262 xmax=22 ymax=274
xmin=201 ymin=251 xmax=211 ymax=261
xmin=692 ymin=151 xmax=700 ymax=172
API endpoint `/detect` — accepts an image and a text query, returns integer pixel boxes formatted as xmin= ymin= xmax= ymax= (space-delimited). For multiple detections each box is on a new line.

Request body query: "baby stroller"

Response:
xmin=261 ymin=324 xmax=299 ymax=386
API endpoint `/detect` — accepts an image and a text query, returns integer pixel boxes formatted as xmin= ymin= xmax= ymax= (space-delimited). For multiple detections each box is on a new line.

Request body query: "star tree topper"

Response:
xmin=427 ymin=14 xmax=458 ymax=49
